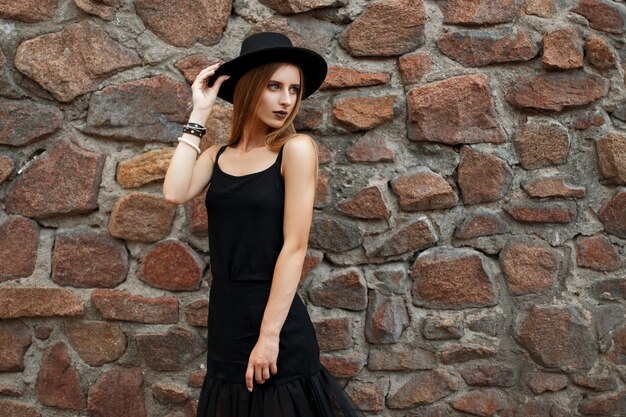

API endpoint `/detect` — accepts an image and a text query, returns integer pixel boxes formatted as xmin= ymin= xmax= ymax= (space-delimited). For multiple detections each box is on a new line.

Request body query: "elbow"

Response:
xmin=163 ymin=196 xmax=181 ymax=205
xmin=162 ymin=183 xmax=187 ymax=205
xmin=162 ymin=190 xmax=183 ymax=205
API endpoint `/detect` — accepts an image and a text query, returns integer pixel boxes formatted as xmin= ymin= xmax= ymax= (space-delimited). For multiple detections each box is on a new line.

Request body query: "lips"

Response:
xmin=273 ymin=110 xmax=288 ymax=117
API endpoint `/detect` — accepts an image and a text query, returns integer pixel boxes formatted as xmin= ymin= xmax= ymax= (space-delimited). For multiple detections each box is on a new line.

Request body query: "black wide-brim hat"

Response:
xmin=207 ymin=31 xmax=328 ymax=104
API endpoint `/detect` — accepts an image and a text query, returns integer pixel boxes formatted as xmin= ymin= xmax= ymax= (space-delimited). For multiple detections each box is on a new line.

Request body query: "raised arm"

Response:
xmin=162 ymin=64 xmax=230 ymax=204
xmin=162 ymin=135 xmax=219 ymax=204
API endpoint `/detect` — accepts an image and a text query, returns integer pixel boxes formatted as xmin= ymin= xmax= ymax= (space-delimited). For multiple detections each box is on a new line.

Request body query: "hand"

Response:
xmin=245 ymin=335 xmax=279 ymax=392
xmin=190 ymin=63 xmax=231 ymax=115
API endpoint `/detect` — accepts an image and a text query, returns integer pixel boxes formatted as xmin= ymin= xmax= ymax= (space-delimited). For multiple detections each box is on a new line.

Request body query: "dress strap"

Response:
xmin=276 ymin=143 xmax=286 ymax=174
xmin=277 ymin=143 xmax=285 ymax=162
xmin=215 ymin=145 xmax=228 ymax=164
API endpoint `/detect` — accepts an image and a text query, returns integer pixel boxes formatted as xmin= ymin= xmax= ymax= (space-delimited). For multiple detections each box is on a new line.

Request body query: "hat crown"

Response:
xmin=239 ymin=32 xmax=294 ymax=56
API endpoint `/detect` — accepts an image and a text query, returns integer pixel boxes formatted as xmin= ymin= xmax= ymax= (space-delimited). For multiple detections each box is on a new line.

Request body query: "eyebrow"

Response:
xmin=269 ymin=79 xmax=301 ymax=87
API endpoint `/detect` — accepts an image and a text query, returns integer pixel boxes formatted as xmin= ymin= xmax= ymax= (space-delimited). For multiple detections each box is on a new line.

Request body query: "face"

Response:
xmin=255 ymin=63 xmax=301 ymax=130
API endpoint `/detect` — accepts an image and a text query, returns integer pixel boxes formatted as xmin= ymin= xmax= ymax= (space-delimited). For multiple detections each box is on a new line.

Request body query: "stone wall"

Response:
xmin=1 ymin=0 xmax=626 ymax=416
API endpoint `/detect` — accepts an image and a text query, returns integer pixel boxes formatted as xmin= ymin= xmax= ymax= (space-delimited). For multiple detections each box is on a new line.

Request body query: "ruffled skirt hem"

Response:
xmin=195 ymin=364 xmax=365 ymax=417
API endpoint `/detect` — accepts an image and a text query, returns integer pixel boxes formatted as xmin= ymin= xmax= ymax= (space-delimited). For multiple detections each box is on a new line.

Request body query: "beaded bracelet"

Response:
xmin=177 ymin=136 xmax=201 ymax=155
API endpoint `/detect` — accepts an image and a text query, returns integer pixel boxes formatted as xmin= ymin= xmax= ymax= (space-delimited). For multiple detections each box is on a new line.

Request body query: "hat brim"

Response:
xmin=206 ymin=46 xmax=328 ymax=104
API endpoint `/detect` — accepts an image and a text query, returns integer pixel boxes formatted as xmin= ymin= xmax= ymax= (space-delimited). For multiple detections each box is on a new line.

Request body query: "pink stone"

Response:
xmin=0 ymin=216 xmax=38 ymax=281
xmin=91 ymin=290 xmax=178 ymax=324
xmin=438 ymin=29 xmax=538 ymax=67
xmin=411 ymin=247 xmax=496 ymax=309
xmin=87 ymin=366 xmax=146 ymax=417
xmin=35 ymin=342 xmax=86 ymax=410
xmin=339 ymin=0 xmax=425 ymax=56
xmin=0 ymin=99 xmax=62 ymax=146
xmin=598 ymin=189 xmax=626 ymax=238
xmin=458 ymin=147 xmax=512 ymax=204
xmin=52 ymin=228 xmax=128 ymax=288
xmin=439 ymin=0 xmax=518 ymax=25
xmin=542 ymin=28 xmax=584 ymax=70
xmin=137 ymin=240 xmax=204 ymax=291
xmin=5 ymin=137 xmax=105 ymax=218
xmin=135 ymin=0 xmax=231 ymax=47
xmin=571 ymin=0 xmax=625 ymax=34
xmin=345 ymin=131 xmax=395 ymax=163
xmin=321 ymin=66 xmax=390 ymax=90
xmin=0 ymin=287 xmax=84 ymax=319
xmin=500 ymin=239 xmax=558 ymax=295
xmin=14 ymin=21 xmax=141 ymax=102
xmin=575 ymin=234 xmax=622 ymax=271
xmin=337 ymin=186 xmax=389 ymax=220
xmin=506 ymin=72 xmax=609 ymax=111
xmin=407 ymin=74 xmax=504 ymax=144
xmin=390 ymin=168 xmax=458 ymax=211
xmin=332 ymin=96 xmax=395 ymax=131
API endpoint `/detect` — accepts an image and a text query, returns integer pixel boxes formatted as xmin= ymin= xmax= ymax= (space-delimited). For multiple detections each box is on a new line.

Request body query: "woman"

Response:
xmin=163 ymin=32 xmax=365 ymax=417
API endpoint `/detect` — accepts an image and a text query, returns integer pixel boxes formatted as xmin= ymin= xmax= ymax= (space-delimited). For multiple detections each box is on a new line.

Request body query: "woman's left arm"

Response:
xmin=245 ymin=134 xmax=318 ymax=392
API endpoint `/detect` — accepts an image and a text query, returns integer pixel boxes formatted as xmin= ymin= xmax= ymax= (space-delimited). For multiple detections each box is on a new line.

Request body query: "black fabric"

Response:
xmin=199 ymin=144 xmax=365 ymax=417
xmin=205 ymin=145 xmax=285 ymax=282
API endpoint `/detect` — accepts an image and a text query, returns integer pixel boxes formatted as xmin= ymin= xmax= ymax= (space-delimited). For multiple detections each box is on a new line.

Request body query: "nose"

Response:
xmin=279 ymin=87 xmax=292 ymax=106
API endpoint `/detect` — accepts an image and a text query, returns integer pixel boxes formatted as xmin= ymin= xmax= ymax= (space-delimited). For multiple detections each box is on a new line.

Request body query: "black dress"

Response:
xmin=196 ymin=143 xmax=365 ymax=417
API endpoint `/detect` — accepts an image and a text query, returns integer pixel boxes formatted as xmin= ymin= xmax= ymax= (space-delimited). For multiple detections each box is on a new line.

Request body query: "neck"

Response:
xmin=238 ymin=119 xmax=271 ymax=152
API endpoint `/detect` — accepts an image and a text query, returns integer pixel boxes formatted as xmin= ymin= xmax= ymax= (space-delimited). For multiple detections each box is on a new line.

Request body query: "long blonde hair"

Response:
xmin=228 ymin=62 xmax=319 ymax=183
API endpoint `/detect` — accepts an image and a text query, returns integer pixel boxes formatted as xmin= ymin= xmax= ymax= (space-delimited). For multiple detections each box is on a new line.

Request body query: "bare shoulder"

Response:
xmin=283 ymin=134 xmax=317 ymax=159
xmin=282 ymin=134 xmax=317 ymax=178
xmin=199 ymin=143 xmax=223 ymax=165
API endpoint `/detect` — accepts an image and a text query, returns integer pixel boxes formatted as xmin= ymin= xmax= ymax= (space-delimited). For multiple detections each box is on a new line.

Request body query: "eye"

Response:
xmin=268 ymin=83 xmax=279 ymax=90
xmin=290 ymin=86 xmax=300 ymax=94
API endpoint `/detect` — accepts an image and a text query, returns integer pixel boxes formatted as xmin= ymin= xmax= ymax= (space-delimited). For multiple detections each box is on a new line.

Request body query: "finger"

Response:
xmin=198 ymin=72 xmax=227 ymax=92
xmin=262 ymin=365 xmax=270 ymax=381
xmin=213 ymin=75 xmax=231 ymax=86
xmin=193 ymin=64 xmax=221 ymax=83
xmin=202 ymin=63 xmax=221 ymax=71
xmin=195 ymin=67 xmax=220 ymax=82
xmin=202 ymin=63 xmax=221 ymax=73
xmin=255 ymin=364 xmax=265 ymax=384
xmin=270 ymin=362 xmax=278 ymax=375
xmin=246 ymin=364 xmax=254 ymax=392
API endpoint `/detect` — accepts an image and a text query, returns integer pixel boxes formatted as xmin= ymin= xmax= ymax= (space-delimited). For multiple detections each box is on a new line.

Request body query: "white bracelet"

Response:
xmin=177 ymin=136 xmax=201 ymax=155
